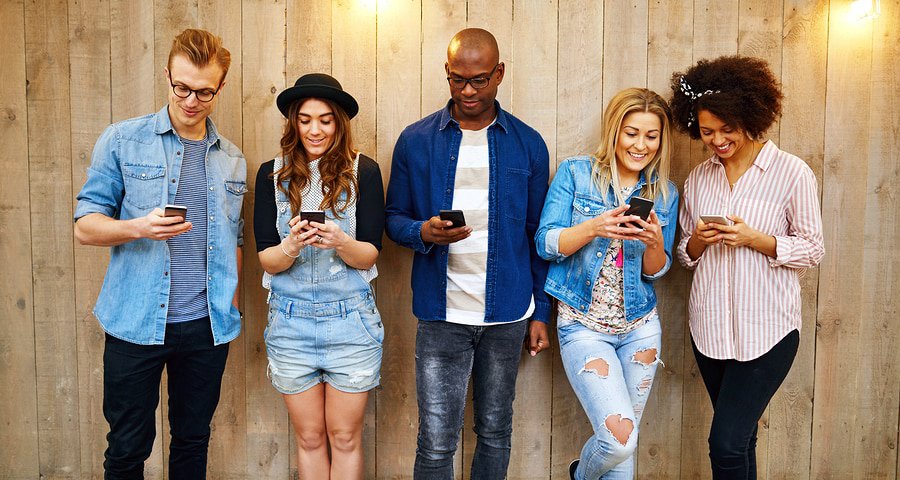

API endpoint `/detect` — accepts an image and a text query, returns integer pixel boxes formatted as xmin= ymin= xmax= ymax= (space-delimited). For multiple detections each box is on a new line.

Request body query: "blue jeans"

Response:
xmin=413 ymin=319 xmax=528 ymax=480
xmin=102 ymin=318 xmax=229 ymax=480
xmin=558 ymin=314 xmax=662 ymax=480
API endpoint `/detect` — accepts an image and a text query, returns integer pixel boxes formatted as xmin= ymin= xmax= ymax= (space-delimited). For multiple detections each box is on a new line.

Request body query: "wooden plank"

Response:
xmin=736 ymin=3 xmax=784 ymax=477
xmin=108 ymin=2 xmax=166 ymax=476
xmin=854 ymin=1 xmax=900 ymax=477
xmin=466 ymin=0 xmax=513 ymax=109
xmin=240 ymin=0 xmax=289 ymax=478
xmin=551 ymin=0 xmax=603 ymax=478
xmin=373 ymin=1 xmax=423 ymax=477
xmin=24 ymin=0 xmax=81 ymax=477
xmin=0 ymin=0 xmax=39 ymax=476
xmin=503 ymin=1 xmax=558 ymax=479
xmin=68 ymin=0 xmax=112 ymax=477
xmin=680 ymin=2 xmax=738 ymax=479
xmin=331 ymin=3 xmax=378 ymax=476
xmin=601 ymin=0 xmax=648 ymax=104
xmin=198 ymin=1 xmax=247 ymax=478
xmin=764 ymin=1 xmax=828 ymax=479
xmin=154 ymin=0 xmax=199 ymax=102
xmin=640 ymin=0 xmax=693 ymax=477
xmin=810 ymin=1 xmax=876 ymax=478
xmin=422 ymin=0 xmax=466 ymax=114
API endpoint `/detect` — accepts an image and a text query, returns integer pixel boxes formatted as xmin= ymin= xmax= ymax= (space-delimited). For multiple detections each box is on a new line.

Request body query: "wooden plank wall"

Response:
xmin=0 ymin=0 xmax=898 ymax=478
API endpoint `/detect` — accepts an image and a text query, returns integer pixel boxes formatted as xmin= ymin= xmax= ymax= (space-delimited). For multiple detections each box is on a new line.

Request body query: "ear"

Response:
xmin=164 ymin=67 xmax=170 ymax=81
xmin=444 ymin=62 xmax=450 ymax=75
xmin=494 ymin=62 xmax=505 ymax=85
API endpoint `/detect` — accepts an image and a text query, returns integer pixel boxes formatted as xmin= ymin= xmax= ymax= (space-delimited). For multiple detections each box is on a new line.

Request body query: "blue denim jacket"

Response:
xmin=535 ymin=156 xmax=679 ymax=319
xmin=385 ymin=101 xmax=551 ymax=323
xmin=75 ymin=106 xmax=247 ymax=345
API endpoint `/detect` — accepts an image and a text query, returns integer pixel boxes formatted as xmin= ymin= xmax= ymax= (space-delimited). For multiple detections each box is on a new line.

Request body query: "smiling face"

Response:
xmin=296 ymin=98 xmax=336 ymax=159
xmin=614 ymin=111 xmax=662 ymax=184
xmin=697 ymin=109 xmax=752 ymax=161
xmin=165 ymin=54 xmax=224 ymax=140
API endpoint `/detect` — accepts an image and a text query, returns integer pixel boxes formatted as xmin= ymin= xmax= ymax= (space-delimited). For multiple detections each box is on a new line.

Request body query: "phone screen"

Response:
xmin=300 ymin=211 xmax=326 ymax=225
xmin=439 ymin=209 xmax=466 ymax=228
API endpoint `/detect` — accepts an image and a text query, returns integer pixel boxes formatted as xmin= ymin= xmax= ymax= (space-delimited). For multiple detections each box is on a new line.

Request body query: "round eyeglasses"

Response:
xmin=446 ymin=63 xmax=501 ymax=90
xmin=170 ymin=80 xmax=222 ymax=102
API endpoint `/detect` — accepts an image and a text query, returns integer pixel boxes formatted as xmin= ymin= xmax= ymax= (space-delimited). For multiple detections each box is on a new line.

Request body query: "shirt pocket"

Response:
xmin=571 ymin=193 xmax=607 ymax=226
xmin=503 ymin=167 xmax=531 ymax=220
xmin=223 ymin=180 xmax=247 ymax=222
xmin=121 ymin=163 xmax=165 ymax=209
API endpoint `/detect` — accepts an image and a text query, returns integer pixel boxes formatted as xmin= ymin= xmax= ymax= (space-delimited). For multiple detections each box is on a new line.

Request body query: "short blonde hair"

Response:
xmin=168 ymin=29 xmax=231 ymax=79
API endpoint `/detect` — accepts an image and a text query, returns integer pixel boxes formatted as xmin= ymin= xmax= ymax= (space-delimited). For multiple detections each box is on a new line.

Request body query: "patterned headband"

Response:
xmin=679 ymin=76 xmax=720 ymax=127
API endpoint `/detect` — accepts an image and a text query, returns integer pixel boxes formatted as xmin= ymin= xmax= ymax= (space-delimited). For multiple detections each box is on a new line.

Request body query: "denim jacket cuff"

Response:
xmin=641 ymin=255 xmax=671 ymax=282
xmin=407 ymin=220 xmax=433 ymax=254
xmin=530 ymin=298 xmax=552 ymax=323
xmin=544 ymin=228 xmax=565 ymax=261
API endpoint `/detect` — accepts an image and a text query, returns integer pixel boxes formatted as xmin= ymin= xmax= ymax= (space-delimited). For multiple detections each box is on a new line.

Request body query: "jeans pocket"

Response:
xmin=351 ymin=308 xmax=384 ymax=346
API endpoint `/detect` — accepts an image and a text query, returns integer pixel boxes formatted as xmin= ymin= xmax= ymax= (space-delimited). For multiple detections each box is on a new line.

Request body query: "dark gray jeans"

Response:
xmin=413 ymin=319 xmax=528 ymax=480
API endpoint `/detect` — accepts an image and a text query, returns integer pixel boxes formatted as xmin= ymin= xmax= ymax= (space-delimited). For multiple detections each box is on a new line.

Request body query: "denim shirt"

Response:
xmin=385 ymin=100 xmax=552 ymax=323
xmin=75 ymin=106 xmax=247 ymax=345
xmin=535 ymin=156 xmax=679 ymax=320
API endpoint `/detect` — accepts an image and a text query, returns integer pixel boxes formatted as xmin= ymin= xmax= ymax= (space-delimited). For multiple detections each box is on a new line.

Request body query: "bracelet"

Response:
xmin=280 ymin=240 xmax=300 ymax=258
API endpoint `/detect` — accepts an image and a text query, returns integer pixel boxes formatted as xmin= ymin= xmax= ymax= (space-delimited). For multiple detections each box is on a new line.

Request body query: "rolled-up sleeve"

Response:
xmin=75 ymin=125 xmax=123 ymax=221
xmin=535 ymin=160 xmax=576 ymax=262
xmin=769 ymin=166 xmax=825 ymax=269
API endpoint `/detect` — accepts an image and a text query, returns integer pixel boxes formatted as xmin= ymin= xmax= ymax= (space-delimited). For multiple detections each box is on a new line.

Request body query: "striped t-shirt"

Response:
xmin=445 ymin=123 xmax=533 ymax=325
xmin=166 ymin=136 xmax=209 ymax=323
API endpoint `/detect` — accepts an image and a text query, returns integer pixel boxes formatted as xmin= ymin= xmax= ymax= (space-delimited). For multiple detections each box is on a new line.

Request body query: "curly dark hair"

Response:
xmin=669 ymin=55 xmax=783 ymax=140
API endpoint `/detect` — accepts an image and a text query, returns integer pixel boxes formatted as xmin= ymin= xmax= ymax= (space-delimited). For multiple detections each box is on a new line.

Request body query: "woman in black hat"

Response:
xmin=253 ymin=73 xmax=385 ymax=479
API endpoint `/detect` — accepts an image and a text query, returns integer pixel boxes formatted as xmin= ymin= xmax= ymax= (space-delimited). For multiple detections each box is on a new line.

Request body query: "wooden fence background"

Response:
xmin=1 ymin=0 xmax=898 ymax=478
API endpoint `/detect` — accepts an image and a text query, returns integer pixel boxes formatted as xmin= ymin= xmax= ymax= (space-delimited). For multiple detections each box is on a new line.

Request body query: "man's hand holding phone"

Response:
xmin=137 ymin=207 xmax=192 ymax=241
xmin=421 ymin=215 xmax=472 ymax=245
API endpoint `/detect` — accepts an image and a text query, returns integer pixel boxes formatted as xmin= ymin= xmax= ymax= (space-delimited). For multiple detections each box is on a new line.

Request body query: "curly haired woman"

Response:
xmin=670 ymin=56 xmax=825 ymax=479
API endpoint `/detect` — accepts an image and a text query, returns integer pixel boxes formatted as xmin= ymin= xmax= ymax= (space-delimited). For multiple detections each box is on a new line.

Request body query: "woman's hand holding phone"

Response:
xmin=627 ymin=210 xmax=663 ymax=249
xmin=582 ymin=205 xmax=643 ymax=240
xmin=292 ymin=215 xmax=350 ymax=250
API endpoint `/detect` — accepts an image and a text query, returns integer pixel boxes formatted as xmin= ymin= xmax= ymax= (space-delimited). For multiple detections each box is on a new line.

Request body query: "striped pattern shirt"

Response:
xmin=166 ymin=136 xmax=209 ymax=323
xmin=445 ymin=123 xmax=532 ymax=325
xmin=676 ymin=141 xmax=824 ymax=360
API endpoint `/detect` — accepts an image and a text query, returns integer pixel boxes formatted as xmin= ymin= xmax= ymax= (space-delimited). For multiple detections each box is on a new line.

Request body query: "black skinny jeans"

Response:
xmin=102 ymin=318 xmax=229 ymax=480
xmin=692 ymin=330 xmax=799 ymax=480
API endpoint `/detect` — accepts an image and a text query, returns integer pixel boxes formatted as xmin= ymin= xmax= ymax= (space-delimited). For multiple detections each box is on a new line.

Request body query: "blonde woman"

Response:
xmin=535 ymin=88 xmax=679 ymax=479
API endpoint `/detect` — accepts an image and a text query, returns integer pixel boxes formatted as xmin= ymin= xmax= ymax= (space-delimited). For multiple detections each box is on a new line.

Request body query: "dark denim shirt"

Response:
xmin=385 ymin=101 xmax=551 ymax=323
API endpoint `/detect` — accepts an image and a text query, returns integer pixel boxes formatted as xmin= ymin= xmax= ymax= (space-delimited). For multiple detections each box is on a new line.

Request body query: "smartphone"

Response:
xmin=300 ymin=210 xmax=326 ymax=225
xmin=621 ymin=196 xmax=654 ymax=228
xmin=439 ymin=209 xmax=466 ymax=228
xmin=700 ymin=214 xmax=731 ymax=225
xmin=163 ymin=204 xmax=187 ymax=221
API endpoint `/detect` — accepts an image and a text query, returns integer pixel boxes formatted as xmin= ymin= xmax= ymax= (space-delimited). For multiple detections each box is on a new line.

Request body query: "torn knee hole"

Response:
xmin=604 ymin=414 xmax=634 ymax=446
xmin=632 ymin=348 xmax=658 ymax=366
xmin=581 ymin=358 xmax=609 ymax=377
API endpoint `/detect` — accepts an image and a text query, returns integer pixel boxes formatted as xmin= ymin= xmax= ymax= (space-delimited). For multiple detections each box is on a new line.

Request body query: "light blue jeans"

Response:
xmin=558 ymin=313 xmax=662 ymax=480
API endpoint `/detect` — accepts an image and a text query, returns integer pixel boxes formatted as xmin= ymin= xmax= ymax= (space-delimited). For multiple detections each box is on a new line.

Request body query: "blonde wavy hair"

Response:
xmin=275 ymin=98 xmax=358 ymax=217
xmin=591 ymin=88 xmax=672 ymax=206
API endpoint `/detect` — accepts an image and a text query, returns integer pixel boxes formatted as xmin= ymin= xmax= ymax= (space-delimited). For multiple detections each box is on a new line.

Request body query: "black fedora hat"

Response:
xmin=276 ymin=73 xmax=359 ymax=119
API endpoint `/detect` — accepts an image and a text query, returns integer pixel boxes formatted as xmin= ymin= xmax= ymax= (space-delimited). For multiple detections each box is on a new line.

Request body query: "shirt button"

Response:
xmin=171 ymin=179 xmax=176 ymax=184
xmin=176 ymin=151 xmax=181 ymax=155
xmin=164 ymin=271 xmax=168 ymax=276
xmin=209 ymin=246 xmax=213 ymax=250
xmin=596 ymin=252 xmax=602 ymax=257
xmin=585 ymin=281 xmax=590 ymax=286
xmin=160 ymin=304 xmax=165 ymax=308
xmin=446 ymin=189 xmax=451 ymax=193
xmin=209 ymin=216 xmax=214 ymax=221
xmin=140 ymin=173 xmax=146 ymax=178
xmin=208 ymin=276 xmax=212 ymax=281
xmin=210 ymin=186 xmax=214 ymax=191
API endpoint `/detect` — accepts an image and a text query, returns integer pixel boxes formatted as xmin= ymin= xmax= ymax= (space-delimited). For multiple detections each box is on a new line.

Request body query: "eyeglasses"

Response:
xmin=446 ymin=63 xmax=500 ymax=90
xmin=169 ymin=79 xmax=222 ymax=102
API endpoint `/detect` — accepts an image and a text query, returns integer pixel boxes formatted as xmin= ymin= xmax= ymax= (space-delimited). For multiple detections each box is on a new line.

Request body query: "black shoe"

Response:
xmin=568 ymin=459 xmax=579 ymax=479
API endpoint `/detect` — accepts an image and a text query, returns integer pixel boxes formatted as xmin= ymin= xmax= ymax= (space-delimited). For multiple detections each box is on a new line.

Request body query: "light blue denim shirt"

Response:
xmin=74 ymin=106 xmax=247 ymax=345
xmin=535 ymin=156 xmax=679 ymax=319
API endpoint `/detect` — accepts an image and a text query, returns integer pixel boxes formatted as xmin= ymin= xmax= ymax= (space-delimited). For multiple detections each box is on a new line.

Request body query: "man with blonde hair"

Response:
xmin=74 ymin=28 xmax=245 ymax=479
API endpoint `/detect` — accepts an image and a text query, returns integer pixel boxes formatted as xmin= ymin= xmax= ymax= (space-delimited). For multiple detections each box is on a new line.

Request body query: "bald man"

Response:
xmin=385 ymin=28 xmax=551 ymax=479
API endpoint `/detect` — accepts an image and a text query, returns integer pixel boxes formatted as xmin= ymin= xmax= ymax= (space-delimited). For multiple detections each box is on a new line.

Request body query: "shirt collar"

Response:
xmin=154 ymin=105 xmax=221 ymax=146
xmin=438 ymin=99 xmax=509 ymax=133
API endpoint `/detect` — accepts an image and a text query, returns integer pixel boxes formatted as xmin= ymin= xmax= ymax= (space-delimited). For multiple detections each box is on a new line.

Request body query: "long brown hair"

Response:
xmin=275 ymin=98 xmax=358 ymax=217
xmin=591 ymin=88 xmax=672 ymax=205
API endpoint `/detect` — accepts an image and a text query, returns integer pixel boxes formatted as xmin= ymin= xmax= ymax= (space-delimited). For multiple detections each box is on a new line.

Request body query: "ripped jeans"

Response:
xmin=558 ymin=312 xmax=662 ymax=480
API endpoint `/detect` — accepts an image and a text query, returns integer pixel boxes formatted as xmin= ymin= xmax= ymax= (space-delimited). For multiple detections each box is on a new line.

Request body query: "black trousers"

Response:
xmin=102 ymin=318 xmax=229 ymax=480
xmin=692 ymin=330 xmax=799 ymax=480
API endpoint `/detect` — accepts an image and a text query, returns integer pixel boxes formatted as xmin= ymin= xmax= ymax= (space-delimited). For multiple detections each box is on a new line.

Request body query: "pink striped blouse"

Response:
xmin=676 ymin=141 xmax=825 ymax=361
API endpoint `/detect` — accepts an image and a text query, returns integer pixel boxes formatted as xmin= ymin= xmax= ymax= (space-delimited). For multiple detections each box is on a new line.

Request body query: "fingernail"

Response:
xmin=530 ymin=350 xmax=536 ymax=357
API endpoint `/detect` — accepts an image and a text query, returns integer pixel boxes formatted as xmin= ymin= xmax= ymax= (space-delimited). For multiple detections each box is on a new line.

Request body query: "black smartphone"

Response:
xmin=164 ymin=204 xmax=187 ymax=221
xmin=621 ymin=196 xmax=654 ymax=228
xmin=439 ymin=209 xmax=466 ymax=228
xmin=300 ymin=210 xmax=326 ymax=225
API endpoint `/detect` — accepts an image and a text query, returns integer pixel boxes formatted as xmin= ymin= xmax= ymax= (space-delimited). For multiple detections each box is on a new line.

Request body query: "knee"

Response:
xmin=328 ymin=428 xmax=361 ymax=454
xmin=296 ymin=427 xmax=327 ymax=452
xmin=602 ymin=414 xmax=636 ymax=461
xmin=708 ymin=428 xmax=749 ymax=461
